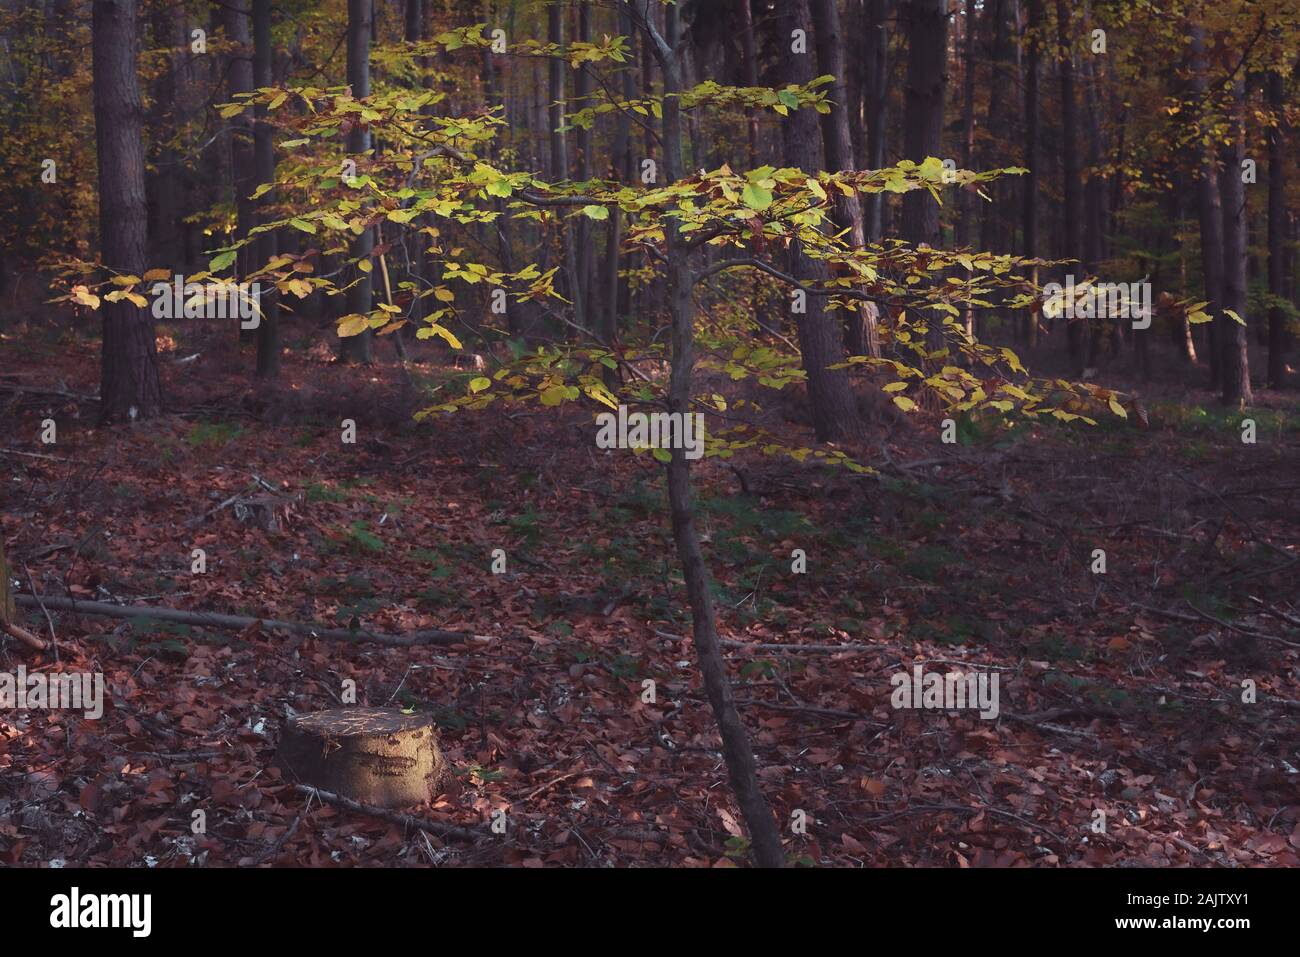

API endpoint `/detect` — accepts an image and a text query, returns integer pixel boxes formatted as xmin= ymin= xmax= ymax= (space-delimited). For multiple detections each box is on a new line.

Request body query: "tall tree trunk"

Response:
xmin=957 ymin=0 xmax=978 ymax=338
xmin=224 ymin=2 xmax=255 ymax=296
xmin=812 ymin=0 xmax=880 ymax=358
xmin=1219 ymin=76 xmax=1252 ymax=407
xmin=547 ymin=1 xmax=584 ymax=331
xmin=253 ymin=0 xmax=279 ymax=378
xmin=575 ymin=1 xmax=594 ymax=322
xmin=406 ymin=0 xmax=426 ymax=329
xmin=145 ymin=3 xmax=184 ymax=272
xmin=93 ymin=0 xmax=162 ymax=422
xmin=341 ymin=0 xmax=373 ymax=363
xmin=1190 ymin=25 xmax=1223 ymax=389
xmin=1266 ymin=67 xmax=1288 ymax=389
xmin=602 ymin=3 xmax=635 ymax=359
xmin=772 ymin=0 xmax=862 ymax=441
xmin=1055 ymin=0 xmax=1084 ymax=374
xmin=863 ymin=0 xmax=893 ymax=241
xmin=1022 ymin=0 xmax=1041 ymax=349
xmin=739 ymin=0 xmax=761 ymax=167
xmin=901 ymin=0 xmax=948 ymax=357
xmin=649 ymin=0 xmax=785 ymax=869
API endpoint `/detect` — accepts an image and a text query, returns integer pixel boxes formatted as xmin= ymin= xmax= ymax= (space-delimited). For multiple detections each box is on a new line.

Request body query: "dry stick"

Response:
xmin=863 ymin=802 xmax=1066 ymax=845
xmin=653 ymin=629 xmax=876 ymax=655
xmin=1133 ymin=601 xmax=1300 ymax=650
xmin=13 ymin=595 xmax=493 ymax=648
xmin=295 ymin=785 xmax=484 ymax=842
xmin=2 ymin=621 xmax=52 ymax=653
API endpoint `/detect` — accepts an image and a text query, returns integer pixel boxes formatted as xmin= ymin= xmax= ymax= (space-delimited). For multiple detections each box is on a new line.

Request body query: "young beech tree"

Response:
xmin=66 ymin=5 xmax=1131 ymax=866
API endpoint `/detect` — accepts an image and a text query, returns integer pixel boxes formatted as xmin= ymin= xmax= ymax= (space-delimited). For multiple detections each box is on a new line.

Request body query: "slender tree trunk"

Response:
xmin=224 ymin=1 xmax=255 ymax=295
xmin=547 ymin=1 xmax=584 ymax=331
xmin=650 ymin=0 xmax=785 ymax=869
xmin=93 ymin=0 xmax=162 ymax=422
xmin=253 ymin=0 xmax=279 ymax=378
xmin=772 ymin=0 xmax=862 ymax=441
xmin=957 ymin=0 xmax=978 ymax=338
xmin=812 ymin=0 xmax=879 ymax=358
xmin=1055 ymin=0 xmax=1084 ymax=374
xmin=406 ymin=0 xmax=426 ymax=329
xmin=901 ymin=0 xmax=948 ymax=358
xmin=145 ymin=3 xmax=184 ymax=272
xmin=864 ymin=0 xmax=893 ymax=241
xmin=739 ymin=0 xmax=761 ymax=166
xmin=1219 ymin=76 xmax=1252 ymax=407
xmin=1022 ymin=0 xmax=1041 ymax=349
xmin=341 ymin=0 xmax=373 ymax=363
xmin=575 ymin=1 xmax=594 ymax=321
xmin=1190 ymin=25 xmax=1223 ymax=388
xmin=1267 ymin=67 xmax=1288 ymax=389
xmin=601 ymin=4 xmax=635 ymax=363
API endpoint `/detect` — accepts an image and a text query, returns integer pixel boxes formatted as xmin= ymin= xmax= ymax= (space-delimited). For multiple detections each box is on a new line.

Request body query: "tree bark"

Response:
xmin=1190 ymin=25 xmax=1224 ymax=388
xmin=224 ymin=1 xmax=256 ymax=293
xmin=902 ymin=0 xmax=949 ymax=359
xmin=812 ymin=0 xmax=880 ymax=358
xmin=863 ymin=0 xmax=893 ymax=242
xmin=253 ymin=0 xmax=279 ymax=378
xmin=650 ymin=0 xmax=786 ymax=868
xmin=547 ymin=2 xmax=583 ymax=331
xmin=1022 ymin=0 xmax=1041 ymax=349
xmin=772 ymin=0 xmax=862 ymax=441
xmin=341 ymin=0 xmax=374 ymax=363
xmin=1266 ymin=67 xmax=1288 ymax=389
xmin=93 ymin=0 xmax=162 ymax=422
xmin=1055 ymin=0 xmax=1084 ymax=374
xmin=1219 ymin=75 xmax=1252 ymax=407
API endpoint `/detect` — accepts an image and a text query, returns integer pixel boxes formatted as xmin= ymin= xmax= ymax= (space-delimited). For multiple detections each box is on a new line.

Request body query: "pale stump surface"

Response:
xmin=276 ymin=707 xmax=447 ymax=808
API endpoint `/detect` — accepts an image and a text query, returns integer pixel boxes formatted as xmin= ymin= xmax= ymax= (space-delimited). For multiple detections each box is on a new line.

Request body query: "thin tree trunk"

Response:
xmin=575 ymin=1 xmax=594 ymax=321
xmin=1267 ymin=67 xmax=1288 ymax=389
xmin=93 ymin=0 xmax=162 ymax=422
xmin=902 ymin=0 xmax=948 ymax=358
xmin=1190 ymin=25 xmax=1223 ymax=388
xmin=864 ymin=0 xmax=893 ymax=242
xmin=1219 ymin=75 xmax=1252 ymax=407
xmin=224 ymin=1 xmax=255 ymax=296
xmin=812 ymin=0 xmax=879 ymax=358
xmin=1022 ymin=0 xmax=1041 ymax=349
xmin=341 ymin=0 xmax=373 ymax=363
xmin=651 ymin=0 xmax=785 ymax=869
xmin=253 ymin=0 xmax=279 ymax=378
xmin=1055 ymin=0 xmax=1084 ymax=374
xmin=958 ymin=0 xmax=978 ymax=338
xmin=548 ymin=1 xmax=584 ymax=331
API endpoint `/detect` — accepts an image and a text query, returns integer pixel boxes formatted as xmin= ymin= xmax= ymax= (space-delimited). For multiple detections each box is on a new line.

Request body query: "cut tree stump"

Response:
xmin=276 ymin=708 xmax=447 ymax=808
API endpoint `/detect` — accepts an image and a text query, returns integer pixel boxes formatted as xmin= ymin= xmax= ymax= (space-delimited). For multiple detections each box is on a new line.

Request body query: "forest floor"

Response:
xmin=2 ymin=325 xmax=1298 ymax=867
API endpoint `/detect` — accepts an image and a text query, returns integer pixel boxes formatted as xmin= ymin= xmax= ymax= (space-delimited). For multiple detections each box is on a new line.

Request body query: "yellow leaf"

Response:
xmin=892 ymin=395 xmax=916 ymax=412
xmin=337 ymin=314 xmax=369 ymax=337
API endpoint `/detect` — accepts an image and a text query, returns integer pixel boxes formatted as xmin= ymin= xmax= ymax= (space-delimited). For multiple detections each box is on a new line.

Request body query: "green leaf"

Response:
xmin=468 ymin=376 xmax=491 ymax=393
xmin=209 ymin=250 xmax=237 ymax=272
xmin=580 ymin=204 xmax=609 ymax=220
xmin=741 ymin=183 xmax=773 ymax=211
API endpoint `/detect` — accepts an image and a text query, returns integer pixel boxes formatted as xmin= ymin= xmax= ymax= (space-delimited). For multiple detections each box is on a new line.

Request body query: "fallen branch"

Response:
xmin=3 ymin=621 xmax=53 ymax=653
xmin=654 ymin=629 xmax=876 ymax=655
xmin=13 ymin=594 xmax=493 ymax=648
xmin=295 ymin=784 xmax=484 ymax=842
